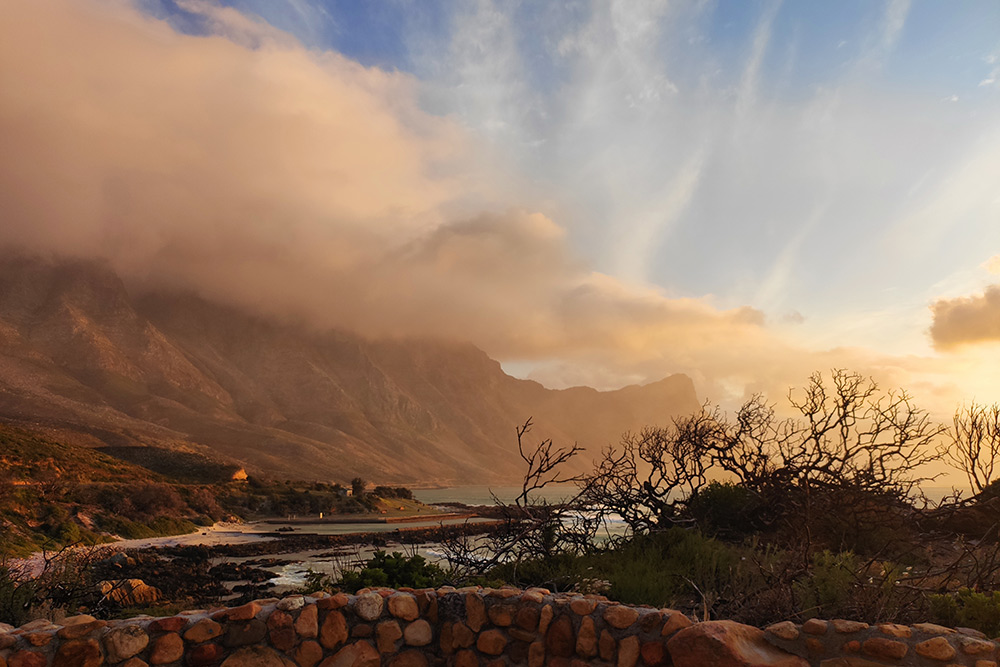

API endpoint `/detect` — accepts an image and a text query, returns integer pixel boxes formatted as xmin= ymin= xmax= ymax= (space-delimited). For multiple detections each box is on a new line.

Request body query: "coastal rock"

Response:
xmin=404 ymin=619 xmax=433 ymax=646
xmin=388 ymin=650 xmax=428 ymax=667
xmin=477 ymin=629 xmax=507 ymax=655
xmin=388 ymin=594 xmax=419 ymax=621
xmin=452 ymin=622 xmax=475 ymax=649
xmin=831 ymin=620 xmax=868 ymax=634
xmin=453 ymin=650 xmax=477 ymax=667
xmin=220 ymin=646 xmax=295 ymax=667
xmin=516 ymin=605 xmax=539 ymax=631
xmin=320 ymin=611 xmax=349 ymax=649
xmin=600 ymin=630 xmax=617 ymax=661
xmin=295 ymin=640 xmax=324 ymax=667
xmin=278 ymin=596 xmax=305 ymax=612
xmin=802 ymin=619 xmax=828 ymax=636
xmin=529 ymin=641 xmax=545 ymax=667
xmin=19 ymin=620 xmax=55 ymax=632
xmin=618 ymin=635 xmax=640 ymax=667
xmin=538 ymin=605 xmax=553 ymax=634
xmin=912 ymin=623 xmax=955 ymax=635
xmin=667 ymin=620 xmax=809 ymax=667
xmin=227 ymin=602 xmax=261 ymax=621
xmin=877 ymin=623 xmax=911 ymax=638
xmin=576 ymin=616 xmax=597 ymax=658
xmin=149 ymin=616 xmax=186 ymax=633
xmin=185 ymin=618 xmax=223 ymax=643
xmin=149 ymin=632 xmax=185 ymax=664
xmin=958 ymin=636 xmax=996 ymax=655
xmin=319 ymin=640 xmax=379 ymax=667
xmin=662 ymin=610 xmax=693 ymax=636
xmin=354 ymin=593 xmax=383 ymax=621
xmin=465 ymin=593 xmax=486 ymax=632
xmin=377 ymin=620 xmax=403 ymax=653
xmin=546 ymin=615 xmax=574 ymax=658
xmin=7 ymin=651 xmax=47 ymax=667
xmin=296 ymin=604 xmax=319 ymax=638
xmin=487 ymin=603 xmax=516 ymax=626
xmin=224 ymin=619 xmax=268 ymax=647
xmin=604 ymin=605 xmax=639 ymax=629
xmin=54 ymin=638 xmax=103 ymax=667
xmin=104 ymin=625 xmax=149 ymax=662
xmin=267 ymin=610 xmax=293 ymax=630
xmin=914 ymin=636 xmax=957 ymax=661
xmin=187 ymin=643 xmax=225 ymax=666
xmin=642 ymin=641 xmax=668 ymax=667
xmin=99 ymin=579 xmax=161 ymax=606
xmin=861 ymin=637 xmax=908 ymax=660
xmin=767 ymin=622 xmax=799 ymax=641
xmin=57 ymin=615 xmax=105 ymax=640
xmin=11 ymin=586 xmax=1000 ymax=667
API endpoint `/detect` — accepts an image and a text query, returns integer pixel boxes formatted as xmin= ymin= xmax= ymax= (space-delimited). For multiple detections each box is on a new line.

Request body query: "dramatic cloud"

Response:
xmin=0 ymin=0 xmax=779 ymax=396
xmin=931 ymin=285 xmax=1000 ymax=349
xmin=1 ymin=0 xmax=996 ymax=421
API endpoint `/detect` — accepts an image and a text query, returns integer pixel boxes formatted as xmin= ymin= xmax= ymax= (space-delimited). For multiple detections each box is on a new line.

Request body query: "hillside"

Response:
xmin=0 ymin=255 xmax=700 ymax=484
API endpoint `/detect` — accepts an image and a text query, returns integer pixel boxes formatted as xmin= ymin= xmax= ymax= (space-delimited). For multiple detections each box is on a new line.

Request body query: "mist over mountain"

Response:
xmin=0 ymin=255 xmax=699 ymax=485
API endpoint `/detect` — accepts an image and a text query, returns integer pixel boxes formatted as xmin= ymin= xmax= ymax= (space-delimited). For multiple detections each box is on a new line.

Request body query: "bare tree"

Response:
xmin=711 ymin=394 xmax=795 ymax=493
xmin=582 ymin=409 xmax=718 ymax=535
xmin=441 ymin=419 xmax=596 ymax=580
xmin=581 ymin=370 xmax=945 ymax=552
xmin=940 ymin=402 xmax=1000 ymax=495
xmin=781 ymin=370 xmax=944 ymax=498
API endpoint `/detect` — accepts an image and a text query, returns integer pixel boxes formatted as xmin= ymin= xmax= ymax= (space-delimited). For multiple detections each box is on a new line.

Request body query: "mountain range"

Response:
xmin=0 ymin=255 xmax=700 ymax=485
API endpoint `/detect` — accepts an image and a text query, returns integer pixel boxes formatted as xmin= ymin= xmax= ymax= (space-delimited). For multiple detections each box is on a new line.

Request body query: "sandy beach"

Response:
xmin=13 ymin=521 xmax=275 ymax=577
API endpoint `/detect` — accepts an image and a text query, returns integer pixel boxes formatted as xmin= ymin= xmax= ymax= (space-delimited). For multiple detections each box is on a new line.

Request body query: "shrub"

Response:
xmin=0 ymin=565 xmax=36 ymax=626
xmin=337 ymin=551 xmax=445 ymax=592
xmin=686 ymin=481 xmax=764 ymax=538
xmin=793 ymin=550 xmax=859 ymax=616
xmin=930 ymin=589 xmax=1000 ymax=637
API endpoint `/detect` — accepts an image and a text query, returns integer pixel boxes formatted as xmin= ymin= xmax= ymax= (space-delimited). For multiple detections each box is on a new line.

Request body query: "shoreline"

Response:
xmin=258 ymin=511 xmax=477 ymax=525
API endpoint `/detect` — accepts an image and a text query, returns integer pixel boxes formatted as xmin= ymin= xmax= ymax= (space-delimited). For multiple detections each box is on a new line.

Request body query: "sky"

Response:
xmin=1 ymin=0 xmax=999 ymax=414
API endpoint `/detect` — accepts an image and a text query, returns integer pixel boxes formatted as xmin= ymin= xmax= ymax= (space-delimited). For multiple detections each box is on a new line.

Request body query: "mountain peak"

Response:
xmin=0 ymin=257 xmax=700 ymax=484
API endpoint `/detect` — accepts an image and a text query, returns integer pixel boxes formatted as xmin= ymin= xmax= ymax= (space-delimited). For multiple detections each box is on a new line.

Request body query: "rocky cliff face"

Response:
xmin=0 ymin=256 xmax=700 ymax=484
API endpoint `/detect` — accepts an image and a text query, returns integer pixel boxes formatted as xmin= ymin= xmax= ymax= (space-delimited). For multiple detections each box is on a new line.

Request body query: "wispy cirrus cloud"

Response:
xmin=2 ymin=0 xmax=999 ymax=416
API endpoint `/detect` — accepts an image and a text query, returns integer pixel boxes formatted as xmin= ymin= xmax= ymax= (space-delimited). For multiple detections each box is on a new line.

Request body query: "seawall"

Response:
xmin=0 ymin=587 xmax=997 ymax=667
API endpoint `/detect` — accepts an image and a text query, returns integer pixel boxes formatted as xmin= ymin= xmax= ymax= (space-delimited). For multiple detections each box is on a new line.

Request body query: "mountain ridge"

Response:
xmin=0 ymin=255 xmax=701 ymax=485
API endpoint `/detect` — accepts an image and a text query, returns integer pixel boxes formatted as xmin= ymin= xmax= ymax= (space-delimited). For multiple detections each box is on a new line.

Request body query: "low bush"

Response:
xmin=686 ymin=481 xmax=764 ymax=538
xmin=337 ymin=551 xmax=445 ymax=592
xmin=930 ymin=589 xmax=1000 ymax=637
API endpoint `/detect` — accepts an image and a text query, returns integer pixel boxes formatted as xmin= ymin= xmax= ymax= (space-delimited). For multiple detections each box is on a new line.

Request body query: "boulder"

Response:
xmin=667 ymin=621 xmax=809 ymax=667
xmin=98 ymin=579 xmax=161 ymax=606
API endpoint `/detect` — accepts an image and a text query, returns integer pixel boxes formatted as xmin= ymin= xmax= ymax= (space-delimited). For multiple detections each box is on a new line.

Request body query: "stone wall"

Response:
xmin=0 ymin=587 xmax=997 ymax=667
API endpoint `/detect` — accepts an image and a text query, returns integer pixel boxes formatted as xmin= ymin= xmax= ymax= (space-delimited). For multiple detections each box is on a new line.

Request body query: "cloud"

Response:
xmin=981 ymin=52 xmax=999 ymax=87
xmin=880 ymin=0 xmax=911 ymax=54
xmin=0 ymin=0 xmax=779 ymax=392
xmin=1 ymin=0 xmax=997 ymax=424
xmin=986 ymin=255 xmax=1000 ymax=275
xmin=931 ymin=285 xmax=1000 ymax=349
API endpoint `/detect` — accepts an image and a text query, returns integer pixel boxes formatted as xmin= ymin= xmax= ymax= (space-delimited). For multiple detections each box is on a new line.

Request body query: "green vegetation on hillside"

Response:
xmin=0 ymin=425 xmax=429 ymax=557
xmin=0 ymin=428 xmax=224 ymax=555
